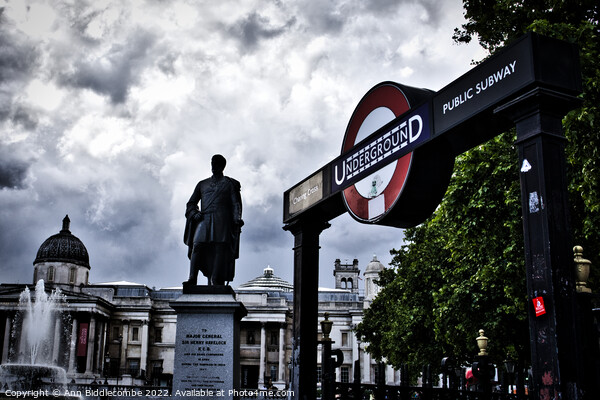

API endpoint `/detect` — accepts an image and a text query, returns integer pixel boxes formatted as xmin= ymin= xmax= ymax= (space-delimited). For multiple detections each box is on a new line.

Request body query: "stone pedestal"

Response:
xmin=170 ymin=286 xmax=247 ymax=399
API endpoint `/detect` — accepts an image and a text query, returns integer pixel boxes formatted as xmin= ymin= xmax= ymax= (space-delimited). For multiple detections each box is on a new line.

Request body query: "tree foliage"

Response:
xmin=455 ymin=0 xmax=600 ymax=264
xmin=357 ymin=0 xmax=599 ymax=375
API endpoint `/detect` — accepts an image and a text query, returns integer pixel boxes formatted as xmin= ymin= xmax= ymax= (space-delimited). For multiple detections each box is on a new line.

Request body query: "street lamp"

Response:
xmin=354 ymin=335 xmax=361 ymax=400
xmin=320 ymin=313 xmax=334 ymax=400
xmin=504 ymin=359 xmax=515 ymax=393
xmin=104 ymin=351 xmax=110 ymax=384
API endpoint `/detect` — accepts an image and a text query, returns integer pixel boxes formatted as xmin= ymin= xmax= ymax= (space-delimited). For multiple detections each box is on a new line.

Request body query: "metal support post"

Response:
xmin=495 ymin=88 xmax=584 ymax=399
xmin=284 ymin=219 xmax=330 ymax=400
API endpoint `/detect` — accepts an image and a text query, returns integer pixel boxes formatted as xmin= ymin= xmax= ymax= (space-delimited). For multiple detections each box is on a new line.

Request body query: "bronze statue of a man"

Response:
xmin=183 ymin=154 xmax=243 ymax=286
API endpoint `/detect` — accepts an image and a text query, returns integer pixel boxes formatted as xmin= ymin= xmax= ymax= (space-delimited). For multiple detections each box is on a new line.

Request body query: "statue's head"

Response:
xmin=211 ymin=154 xmax=226 ymax=174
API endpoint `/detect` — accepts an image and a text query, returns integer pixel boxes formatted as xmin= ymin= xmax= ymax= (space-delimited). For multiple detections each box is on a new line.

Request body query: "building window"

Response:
xmin=316 ymin=366 xmax=322 ymax=383
xmin=47 ymin=266 xmax=55 ymax=282
xmin=152 ymin=360 xmax=163 ymax=374
xmin=247 ymin=330 xmax=255 ymax=345
xmin=151 ymin=360 xmax=163 ymax=382
xmin=270 ymin=331 xmax=278 ymax=346
xmin=112 ymin=326 xmax=120 ymax=341
xmin=270 ymin=365 xmax=277 ymax=382
xmin=154 ymin=328 xmax=162 ymax=343
xmin=347 ymin=278 xmax=353 ymax=289
xmin=69 ymin=267 xmax=76 ymax=284
xmin=341 ymin=278 xmax=346 ymax=289
xmin=341 ymin=366 xmax=349 ymax=383
xmin=127 ymin=358 xmax=140 ymax=377
xmin=131 ymin=327 xmax=139 ymax=342
xmin=341 ymin=332 xmax=349 ymax=347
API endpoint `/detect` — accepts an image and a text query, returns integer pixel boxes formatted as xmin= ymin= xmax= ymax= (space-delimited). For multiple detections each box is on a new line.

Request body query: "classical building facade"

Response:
xmin=0 ymin=217 xmax=391 ymax=389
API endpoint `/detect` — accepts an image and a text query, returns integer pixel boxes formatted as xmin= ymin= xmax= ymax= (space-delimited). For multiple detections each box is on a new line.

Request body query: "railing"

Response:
xmin=334 ymin=382 xmax=526 ymax=400
xmin=65 ymin=382 xmax=171 ymax=397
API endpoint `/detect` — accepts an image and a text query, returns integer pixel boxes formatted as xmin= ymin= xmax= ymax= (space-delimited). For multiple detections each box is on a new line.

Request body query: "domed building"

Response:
xmin=1 ymin=216 xmax=393 ymax=391
xmin=33 ymin=215 xmax=90 ymax=289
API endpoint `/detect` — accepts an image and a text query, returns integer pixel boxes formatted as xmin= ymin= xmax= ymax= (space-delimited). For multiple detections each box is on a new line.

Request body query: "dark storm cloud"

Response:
xmin=0 ymin=23 xmax=37 ymax=84
xmin=0 ymin=0 xmax=485 ymax=289
xmin=228 ymin=12 xmax=296 ymax=50
xmin=58 ymin=30 xmax=156 ymax=104
xmin=0 ymin=14 xmax=39 ymax=127
xmin=12 ymin=106 xmax=38 ymax=130
xmin=0 ymin=159 xmax=28 ymax=189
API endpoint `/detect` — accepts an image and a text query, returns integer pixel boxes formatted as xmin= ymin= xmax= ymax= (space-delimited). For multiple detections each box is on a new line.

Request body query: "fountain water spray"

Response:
xmin=17 ymin=280 xmax=67 ymax=365
xmin=1 ymin=280 xmax=71 ymax=392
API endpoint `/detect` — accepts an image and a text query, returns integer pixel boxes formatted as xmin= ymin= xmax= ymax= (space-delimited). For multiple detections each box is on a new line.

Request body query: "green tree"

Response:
xmin=357 ymin=0 xmax=599 ymax=374
xmin=454 ymin=0 xmax=600 ymax=265
xmin=356 ymin=132 xmax=529 ymax=375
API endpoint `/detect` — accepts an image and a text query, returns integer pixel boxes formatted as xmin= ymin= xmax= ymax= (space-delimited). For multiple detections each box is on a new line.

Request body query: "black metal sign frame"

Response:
xmin=283 ymin=32 xmax=586 ymax=400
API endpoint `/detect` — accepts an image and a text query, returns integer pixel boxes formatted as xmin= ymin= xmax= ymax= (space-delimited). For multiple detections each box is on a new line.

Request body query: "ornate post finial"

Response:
xmin=574 ymin=245 xmax=592 ymax=293
xmin=321 ymin=312 xmax=333 ymax=341
xmin=476 ymin=329 xmax=488 ymax=356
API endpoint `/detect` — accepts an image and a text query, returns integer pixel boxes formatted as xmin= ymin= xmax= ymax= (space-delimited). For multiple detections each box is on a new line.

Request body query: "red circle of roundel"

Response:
xmin=342 ymin=83 xmax=413 ymax=222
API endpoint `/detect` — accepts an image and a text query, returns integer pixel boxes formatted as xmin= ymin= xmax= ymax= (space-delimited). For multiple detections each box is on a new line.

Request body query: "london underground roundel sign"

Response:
xmin=340 ymin=82 xmax=454 ymax=227
xmin=341 ymin=83 xmax=413 ymax=222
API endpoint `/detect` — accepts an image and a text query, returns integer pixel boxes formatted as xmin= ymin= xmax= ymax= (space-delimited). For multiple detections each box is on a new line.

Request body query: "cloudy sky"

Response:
xmin=0 ymin=0 xmax=486 ymax=290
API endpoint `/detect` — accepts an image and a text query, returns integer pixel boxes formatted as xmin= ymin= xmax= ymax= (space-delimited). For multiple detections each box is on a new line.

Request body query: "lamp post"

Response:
xmin=504 ymin=358 xmax=515 ymax=394
xmin=104 ymin=351 xmax=110 ymax=384
xmin=320 ymin=313 xmax=334 ymax=400
xmin=354 ymin=335 xmax=361 ymax=400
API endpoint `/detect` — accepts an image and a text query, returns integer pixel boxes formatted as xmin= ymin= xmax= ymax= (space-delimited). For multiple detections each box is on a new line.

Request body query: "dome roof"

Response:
xmin=237 ymin=266 xmax=293 ymax=292
xmin=365 ymin=255 xmax=384 ymax=274
xmin=34 ymin=215 xmax=90 ymax=268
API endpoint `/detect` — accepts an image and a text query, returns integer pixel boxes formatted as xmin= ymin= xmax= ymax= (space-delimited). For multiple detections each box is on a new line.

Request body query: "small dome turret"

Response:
xmin=364 ymin=254 xmax=384 ymax=302
xmin=237 ymin=266 xmax=293 ymax=292
xmin=365 ymin=255 xmax=384 ymax=274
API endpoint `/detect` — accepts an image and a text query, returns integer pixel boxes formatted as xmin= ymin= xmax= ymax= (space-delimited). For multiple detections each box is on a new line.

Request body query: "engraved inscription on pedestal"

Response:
xmin=176 ymin=316 xmax=232 ymax=392
xmin=171 ymin=288 xmax=246 ymax=399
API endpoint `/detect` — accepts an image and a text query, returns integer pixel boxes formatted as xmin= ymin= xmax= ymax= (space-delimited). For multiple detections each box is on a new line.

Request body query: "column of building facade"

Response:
xmin=120 ymin=320 xmax=129 ymax=371
xmin=17 ymin=317 xmax=27 ymax=359
xmin=68 ymin=318 xmax=78 ymax=374
xmin=94 ymin=320 xmax=106 ymax=374
xmin=140 ymin=320 xmax=149 ymax=377
xmin=85 ymin=316 xmax=96 ymax=374
xmin=277 ymin=323 xmax=286 ymax=383
xmin=258 ymin=323 xmax=266 ymax=386
xmin=52 ymin=317 xmax=61 ymax=364
xmin=2 ymin=315 xmax=11 ymax=363
xmin=363 ymin=351 xmax=371 ymax=383
xmin=352 ymin=335 xmax=359 ymax=383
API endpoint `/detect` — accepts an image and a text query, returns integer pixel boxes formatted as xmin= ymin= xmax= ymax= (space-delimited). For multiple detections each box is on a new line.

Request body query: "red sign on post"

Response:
xmin=533 ymin=297 xmax=546 ymax=317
